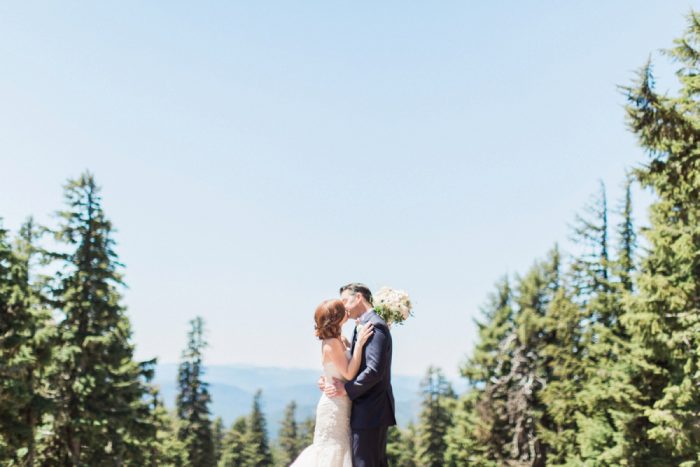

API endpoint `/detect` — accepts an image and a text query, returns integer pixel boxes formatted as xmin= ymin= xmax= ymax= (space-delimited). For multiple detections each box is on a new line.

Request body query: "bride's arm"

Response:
xmin=346 ymin=324 xmax=375 ymax=378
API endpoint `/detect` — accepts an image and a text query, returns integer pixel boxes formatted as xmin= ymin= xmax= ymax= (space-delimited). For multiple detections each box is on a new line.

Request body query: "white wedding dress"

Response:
xmin=290 ymin=350 xmax=352 ymax=467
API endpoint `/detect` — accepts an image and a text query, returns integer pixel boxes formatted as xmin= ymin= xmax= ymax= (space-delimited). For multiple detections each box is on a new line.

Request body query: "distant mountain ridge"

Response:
xmin=154 ymin=363 xmax=432 ymax=437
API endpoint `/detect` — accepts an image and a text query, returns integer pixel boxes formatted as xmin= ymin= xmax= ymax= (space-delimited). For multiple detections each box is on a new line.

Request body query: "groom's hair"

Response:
xmin=339 ymin=283 xmax=373 ymax=305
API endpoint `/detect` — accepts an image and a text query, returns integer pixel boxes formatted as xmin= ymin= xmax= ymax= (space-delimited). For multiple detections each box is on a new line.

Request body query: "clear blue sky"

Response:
xmin=0 ymin=2 xmax=692 ymax=378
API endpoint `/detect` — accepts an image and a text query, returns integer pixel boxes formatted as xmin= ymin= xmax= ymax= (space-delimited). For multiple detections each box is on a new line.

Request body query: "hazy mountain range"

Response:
xmin=154 ymin=364 xmax=465 ymax=437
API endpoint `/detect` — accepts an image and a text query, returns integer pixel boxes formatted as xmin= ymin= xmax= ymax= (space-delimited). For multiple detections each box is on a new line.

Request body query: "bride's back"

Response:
xmin=322 ymin=338 xmax=350 ymax=383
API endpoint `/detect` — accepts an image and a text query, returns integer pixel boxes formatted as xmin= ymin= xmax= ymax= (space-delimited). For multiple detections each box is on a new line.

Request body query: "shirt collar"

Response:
xmin=356 ymin=308 xmax=374 ymax=325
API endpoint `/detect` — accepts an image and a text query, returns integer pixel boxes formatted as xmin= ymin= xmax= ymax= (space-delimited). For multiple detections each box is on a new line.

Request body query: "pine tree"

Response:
xmin=453 ymin=239 xmax=640 ymax=465
xmin=569 ymin=183 xmax=639 ymax=465
xmin=177 ymin=316 xmax=215 ymax=467
xmin=219 ymin=417 xmax=247 ymax=467
xmin=0 ymin=219 xmax=55 ymax=465
xmin=212 ymin=416 xmax=225 ymax=465
xmin=297 ymin=415 xmax=315 ymax=450
xmin=387 ymin=424 xmax=418 ymax=467
xmin=619 ymin=11 xmax=700 ymax=463
xmin=276 ymin=401 xmax=300 ymax=466
xmin=615 ymin=176 xmax=637 ymax=292
xmin=243 ymin=390 xmax=273 ymax=466
xmin=447 ymin=252 xmax=560 ymax=466
xmin=401 ymin=422 xmax=419 ymax=467
xmin=43 ymin=173 xmax=157 ymax=465
xmin=570 ymin=180 xmax=611 ymax=301
xmin=386 ymin=425 xmax=404 ymax=466
xmin=461 ymin=276 xmax=514 ymax=385
xmin=501 ymin=247 xmax=561 ymax=466
xmin=141 ymin=388 xmax=187 ymax=466
xmin=444 ymin=391 xmax=497 ymax=467
xmin=550 ymin=187 xmax=620 ymax=465
xmin=538 ymin=286 xmax=583 ymax=464
xmin=414 ymin=366 xmax=456 ymax=467
xmin=456 ymin=277 xmax=514 ymax=463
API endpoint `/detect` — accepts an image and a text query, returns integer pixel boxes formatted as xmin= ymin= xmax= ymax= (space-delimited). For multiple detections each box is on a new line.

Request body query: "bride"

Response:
xmin=291 ymin=299 xmax=374 ymax=467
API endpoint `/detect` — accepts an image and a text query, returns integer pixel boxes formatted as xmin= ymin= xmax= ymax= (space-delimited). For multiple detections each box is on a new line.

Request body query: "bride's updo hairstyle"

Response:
xmin=314 ymin=299 xmax=346 ymax=340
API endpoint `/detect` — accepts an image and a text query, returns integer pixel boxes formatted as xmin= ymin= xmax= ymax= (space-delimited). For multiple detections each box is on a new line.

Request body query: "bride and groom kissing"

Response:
xmin=291 ymin=283 xmax=396 ymax=467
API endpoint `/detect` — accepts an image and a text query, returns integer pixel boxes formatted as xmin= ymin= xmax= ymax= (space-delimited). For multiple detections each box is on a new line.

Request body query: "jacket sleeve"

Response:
xmin=344 ymin=323 xmax=389 ymax=401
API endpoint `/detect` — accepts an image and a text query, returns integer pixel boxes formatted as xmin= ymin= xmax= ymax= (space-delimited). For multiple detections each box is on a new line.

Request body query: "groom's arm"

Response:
xmin=344 ymin=323 xmax=389 ymax=401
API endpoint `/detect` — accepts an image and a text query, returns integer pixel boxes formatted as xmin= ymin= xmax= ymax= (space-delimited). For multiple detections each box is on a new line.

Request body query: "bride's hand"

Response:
xmin=356 ymin=324 xmax=374 ymax=349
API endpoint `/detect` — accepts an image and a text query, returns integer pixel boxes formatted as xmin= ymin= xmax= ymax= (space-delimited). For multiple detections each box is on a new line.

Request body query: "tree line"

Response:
xmin=0 ymin=179 xmax=450 ymax=466
xmin=384 ymin=11 xmax=700 ymax=467
xmin=4 ymin=9 xmax=700 ymax=467
xmin=0 ymin=167 xmax=456 ymax=466
xmin=0 ymin=166 xmax=438 ymax=466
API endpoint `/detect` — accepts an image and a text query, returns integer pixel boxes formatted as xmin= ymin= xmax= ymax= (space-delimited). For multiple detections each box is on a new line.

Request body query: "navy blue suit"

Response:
xmin=345 ymin=310 xmax=396 ymax=467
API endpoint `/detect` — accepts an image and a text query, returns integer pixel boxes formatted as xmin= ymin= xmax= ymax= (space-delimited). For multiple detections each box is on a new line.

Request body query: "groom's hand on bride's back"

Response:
xmin=318 ymin=375 xmax=341 ymax=397
xmin=323 ymin=378 xmax=346 ymax=398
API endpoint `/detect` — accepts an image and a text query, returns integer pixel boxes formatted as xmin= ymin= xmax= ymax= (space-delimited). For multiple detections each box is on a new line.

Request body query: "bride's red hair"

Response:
xmin=314 ymin=299 xmax=346 ymax=340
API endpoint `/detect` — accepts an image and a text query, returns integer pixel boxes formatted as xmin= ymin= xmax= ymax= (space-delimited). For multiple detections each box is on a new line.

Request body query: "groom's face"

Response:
xmin=341 ymin=291 xmax=362 ymax=319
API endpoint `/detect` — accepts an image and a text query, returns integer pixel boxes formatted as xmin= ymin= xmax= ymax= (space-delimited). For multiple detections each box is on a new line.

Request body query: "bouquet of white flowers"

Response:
xmin=373 ymin=287 xmax=413 ymax=326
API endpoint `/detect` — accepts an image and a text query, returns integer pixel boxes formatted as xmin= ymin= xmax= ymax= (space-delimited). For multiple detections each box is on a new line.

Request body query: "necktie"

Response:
xmin=351 ymin=324 xmax=358 ymax=353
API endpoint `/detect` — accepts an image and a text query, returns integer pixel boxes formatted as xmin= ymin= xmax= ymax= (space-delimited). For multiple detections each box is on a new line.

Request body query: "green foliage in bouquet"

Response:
xmin=373 ymin=287 xmax=413 ymax=326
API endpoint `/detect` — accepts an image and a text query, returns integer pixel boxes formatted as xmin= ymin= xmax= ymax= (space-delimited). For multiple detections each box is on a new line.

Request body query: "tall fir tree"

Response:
xmin=176 ymin=316 xmax=215 ymax=467
xmin=401 ymin=422 xmax=419 ymax=467
xmin=43 ymin=173 xmax=157 ymax=465
xmin=145 ymin=390 xmax=187 ymax=466
xmin=619 ymin=10 xmax=700 ymax=464
xmin=219 ymin=417 xmax=247 ymax=467
xmin=386 ymin=425 xmax=418 ymax=467
xmin=242 ymin=390 xmax=273 ymax=466
xmin=461 ymin=276 xmax=514 ymax=386
xmin=0 ymin=219 xmax=55 ymax=465
xmin=493 ymin=247 xmax=561 ymax=466
xmin=456 ymin=277 xmax=514 ymax=464
xmin=444 ymin=390 xmax=496 ymax=467
xmin=385 ymin=425 xmax=403 ymax=466
xmin=570 ymin=180 xmax=611 ymax=302
xmin=447 ymin=251 xmax=560 ymax=466
xmin=513 ymin=250 xmax=559 ymax=466
xmin=414 ymin=366 xmax=456 ymax=467
xmin=297 ymin=415 xmax=315 ymax=450
xmin=615 ymin=176 xmax=637 ymax=292
xmin=569 ymin=182 xmax=639 ymax=465
xmin=557 ymin=186 xmax=619 ymax=464
xmin=538 ymin=285 xmax=583 ymax=465
xmin=212 ymin=416 xmax=225 ymax=465
xmin=276 ymin=400 xmax=300 ymax=467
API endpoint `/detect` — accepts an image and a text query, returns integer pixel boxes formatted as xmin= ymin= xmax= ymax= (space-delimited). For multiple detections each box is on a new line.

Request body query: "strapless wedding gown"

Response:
xmin=290 ymin=352 xmax=352 ymax=467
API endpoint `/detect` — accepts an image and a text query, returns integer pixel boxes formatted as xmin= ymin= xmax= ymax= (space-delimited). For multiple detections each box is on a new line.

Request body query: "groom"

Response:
xmin=325 ymin=283 xmax=396 ymax=467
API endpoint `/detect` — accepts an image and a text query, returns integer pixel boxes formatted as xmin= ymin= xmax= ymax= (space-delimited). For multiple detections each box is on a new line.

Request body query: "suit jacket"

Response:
xmin=345 ymin=310 xmax=397 ymax=430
